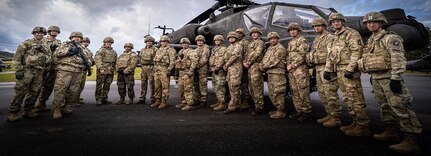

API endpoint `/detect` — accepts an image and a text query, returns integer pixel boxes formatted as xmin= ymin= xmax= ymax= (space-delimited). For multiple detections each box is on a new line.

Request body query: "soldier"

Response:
xmin=243 ymin=27 xmax=264 ymax=115
xmin=175 ymin=38 xmax=198 ymax=111
xmin=52 ymin=31 xmax=92 ymax=119
xmin=115 ymin=43 xmax=138 ymax=105
xmin=35 ymin=25 xmax=61 ymax=112
xmin=209 ymin=35 xmax=227 ymax=111
xmin=7 ymin=26 xmax=49 ymax=121
xmin=95 ymin=37 xmax=117 ymax=105
xmin=151 ymin=35 xmax=176 ymax=109
xmin=307 ymin=18 xmax=342 ymax=127
xmin=259 ymin=32 xmax=287 ymax=119
xmin=359 ymin=12 xmax=422 ymax=154
xmin=325 ymin=13 xmax=371 ymax=136
xmin=137 ymin=35 xmax=157 ymax=105
xmin=194 ymin=35 xmax=210 ymax=107
xmin=77 ymin=37 xmax=95 ymax=106
xmin=223 ymin=31 xmax=243 ymax=114
xmin=235 ymin=28 xmax=251 ymax=110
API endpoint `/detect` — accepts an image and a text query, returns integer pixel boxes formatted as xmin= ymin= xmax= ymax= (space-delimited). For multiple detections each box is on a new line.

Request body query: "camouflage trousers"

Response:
xmin=211 ymin=70 xmax=226 ymax=103
xmin=37 ymin=68 xmax=57 ymax=102
xmin=178 ymin=71 xmax=195 ymax=106
xmin=248 ymin=64 xmax=264 ymax=109
xmin=117 ymin=73 xmax=135 ymax=98
xmin=95 ymin=73 xmax=114 ymax=101
xmin=240 ymin=68 xmax=251 ymax=101
xmin=372 ymin=78 xmax=422 ymax=134
xmin=227 ymin=65 xmax=242 ymax=110
xmin=9 ymin=68 xmax=44 ymax=112
xmin=267 ymin=73 xmax=286 ymax=110
xmin=140 ymin=65 xmax=154 ymax=102
xmin=53 ymin=70 xmax=82 ymax=110
xmin=336 ymin=66 xmax=370 ymax=126
xmin=78 ymin=71 xmax=87 ymax=98
xmin=288 ymin=65 xmax=311 ymax=113
xmin=154 ymin=66 xmax=170 ymax=101
xmin=194 ymin=67 xmax=208 ymax=103
xmin=315 ymin=65 xmax=341 ymax=116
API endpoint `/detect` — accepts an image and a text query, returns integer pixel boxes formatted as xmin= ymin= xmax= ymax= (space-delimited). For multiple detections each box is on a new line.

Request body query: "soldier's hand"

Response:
xmin=214 ymin=69 xmax=219 ymax=75
xmin=117 ymin=69 xmax=124 ymax=75
xmin=67 ymin=46 xmax=79 ymax=56
xmin=15 ymin=70 xmax=24 ymax=80
xmin=50 ymin=44 xmax=59 ymax=52
xmin=344 ymin=71 xmax=353 ymax=79
xmin=390 ymin=79 xmax=402 ymax=94
xmin=323 ymin=71 xmax=331 ymax=80
xmin=35 ymin=45 xmax=47 ymax=53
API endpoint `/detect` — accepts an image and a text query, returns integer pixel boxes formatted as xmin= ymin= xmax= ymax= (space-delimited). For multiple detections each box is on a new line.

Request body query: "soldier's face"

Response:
xmin=236 ymin=32 xmax=244 ymax=39
xmin=313 ymin=25 xmax=325 ymax=33
xmin=72 ymin=37 xmax=82 ymax=43
xmin=366 ymin=21 xmax=381 ymax=32
xmin=270 ymin=38 xmax=278 ymax=45
xmin=214 ymin=40 xmax=222 ymax=46
xmin=146 ymin=41 xmax=153 ymax=47
xmin=124 ymin=47 xmax=132 ymax=52
xmin=33 ymin=32 xmax=44 ymax=40
xmin=228 ymin=37 xmax=237 ymax=43
xmin=182 ymin=43 xmax=189 ymax=49
xmin=81 ymin=41 xmax=90 ymax=47
xmin=49 ymin=31 xmax=59 ymax=37
xmin=331 ymin=20 xmax=343 ymax=30
xmin=251 ymin=32 xmax=259 ymax=40
xmin=289 ymin=29 xmax=299 ymax=37
xmin=197 ymin=40 xmax=204 ymax=46
xmin=104 ymin=42 xmax=112 ymax=48
xmin=160 ymin=41 xmax=168 ymax=47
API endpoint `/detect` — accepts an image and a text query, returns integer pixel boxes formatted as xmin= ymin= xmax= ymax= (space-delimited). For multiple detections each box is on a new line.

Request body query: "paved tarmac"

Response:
xmin=0 ymin=74 xmax=430 ymax=155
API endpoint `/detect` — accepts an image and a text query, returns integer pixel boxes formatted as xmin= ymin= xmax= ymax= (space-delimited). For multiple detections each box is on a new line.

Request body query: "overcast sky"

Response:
xmin=0 ymin=0 xmax=429 ymax=54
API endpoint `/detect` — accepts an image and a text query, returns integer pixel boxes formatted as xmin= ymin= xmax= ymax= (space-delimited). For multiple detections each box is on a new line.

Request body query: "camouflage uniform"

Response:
xmin=8 ymin=29 xmax=50 ymax=120
xmin=139 ymin=45 xmax=157 ymax=104
xmin=326 ymin=19 xmax=371 ymax=132
xmin=237 ymin=33 xmax=251 ymax=108
xmin=176 ymin=47 xmax=198 ymax=109
xmin=194 ymin=43 xmax=210 ymax=105
xmin=259 ymin=33 xmax=287 ymax=118
xmin=223 ymin=34 xmax=243 ymax=112
xmin=209 ymin=42 xmax=227 ymax=108
xmin=153 ymin=38 xmax=176 ymax=108
xmin=78 ymin=42 xmax=95 ymax=103
xmin=95 ymin=39 xmax=117 ymax=103
xmin=244 ymin=38 xmax=264 ymax=110
xmin=116 ymin=45 xmax=138 ymax=104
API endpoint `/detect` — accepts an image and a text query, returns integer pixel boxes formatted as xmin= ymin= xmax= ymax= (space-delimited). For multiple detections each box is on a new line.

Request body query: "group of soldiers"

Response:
xmin=7 ymin=11 xmax=422 ymax=154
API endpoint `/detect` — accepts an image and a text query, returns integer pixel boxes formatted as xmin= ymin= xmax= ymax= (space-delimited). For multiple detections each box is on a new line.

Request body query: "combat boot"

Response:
xmin=150 ymin=99 xmax=160 ymax=108
xmin=61 ymin=106 xmax=73 ymax=115
xmin=323 ymin=117 xmax=341 ymax=128
xmin=176 ymin=103 xmax=186 ymax=109
xmin=340 ymin=121 xmax=357 ymax=132
xmin=270 ymin=109 xmax=286 ymax=119
xmin=181 ymin=105 xmax=195 ymax=111
xmin=7 ymin=112 xmax=21 ymax=122
xmin=116 ymin=97 xmax=125 ymax=105
xmin=223 ymin=108 xmax=236 ymax=114
xmin=251 ymin=108 xmax=264 ymax=115
xmin=388 ymin=133 xmax=421 ymax=154
xmin=24 ymin=109 xmax=38 ymax=118
xmin=53 ymin=109 xmax=62 ymax=120
xmin=70 ymin=102 xmax=81 ymax=107
xmin=136 ymin=99 xmax=145 ymax=104
xmin=103 ymin=99 xmax=113 ymax=105
xmin=210 ymin=101 xmax=221 ymax=108
xmin=373 ymin=125 xmax=400 ymax=142
xmin=297 ymin=113 xmax=312 ymax=122
xmin=288 ymin=112 xmax=302 ymax=118
xmin=96 ymin=100 xmax=103 ymax=106
xmin=127 ymin=98 xmax=134 ymax=105
xmin=238 ymin=100 xmax=249 ymax=111
xmin=34 ymin=100 xmax=50 ymax=112
xmin=158 ymin=100 xmax=167 ymax=109
xmin=199 ymin=101 xmax=207 ymax=108
xmin=345 ymin=124 xmax=371 ymax=137
xmin=317 ymin=115 xmax=331 ymax=124
xmin=213 ymin=103 xmax=226 ymax=111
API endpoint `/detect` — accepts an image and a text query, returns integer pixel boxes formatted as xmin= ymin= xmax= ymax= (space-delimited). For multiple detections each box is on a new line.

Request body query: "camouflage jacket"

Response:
xmin=13 ymin=38 xmax=50 ymax=71
xmin=287 ymin=35 xmax=309 ymax=69
xmin=43 ymin=36 xmax=61 ymax=69
xmin=177 ymin=48 xmax=198 ymax=72
xmin=95 ymin=46 xmax=117 ymax=74
xmin=55 ymin=41 xmax=91 ymax=73
xmin=209 ymin=45 xmax=226 ymax=71
xmin=195 ymin=44 xmax=210 ymax=69
xmin=326 ymin=27 xmax=363 ymax=72
xmin=244 ymin=39 xmax=264 ymax=66
xmin=224 ymin=42 xmax=243 ymax=69
xmin=153 ymin=45 xmax=176 ymax=71
xmin=140 ymin=46 xmax=157 ymax=65
xmin=310 ymin=31 xmax=335 ymax=68
xmin=260 ymin=42 xmax=286 ymax=74
xmin=116 ymin=51 xmax=138 ymax=74
xmin=82 ymin=46 xmax=95 ymax=66
xmin=238 ymin=38 xmax=250 ymax=61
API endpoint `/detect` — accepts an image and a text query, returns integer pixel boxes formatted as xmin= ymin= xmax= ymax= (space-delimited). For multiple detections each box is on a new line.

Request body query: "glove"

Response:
xmin=35 ymin=45 xmax=46 ymax=53
xmin=15 ymin=70 xmax=24 ymax=80
xmin=323 ymin=71 xmax=331 ymax=80
xmin=67 ymin=46 xmax=79 ymax=56
xmin=213 ymin=69 xmax=219 ymax=75
xmin=166 ymin=70 xmax=171 ymax=77
xmin=43 ymin=71 xmax=50 ymax=81
xmin=390 ymin=80 xmax=402 ymax=94
xmin=344 ymin=71 xmax=353 ymax=79
xmin=50 ymin=44 xmax=59 ymax=52
xmin=117 ymin=69 xmax=124 ymax=74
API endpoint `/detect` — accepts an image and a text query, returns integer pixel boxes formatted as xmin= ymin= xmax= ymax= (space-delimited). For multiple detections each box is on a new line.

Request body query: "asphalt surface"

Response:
xmin=0 ymin=75 xmax=430 ymax=155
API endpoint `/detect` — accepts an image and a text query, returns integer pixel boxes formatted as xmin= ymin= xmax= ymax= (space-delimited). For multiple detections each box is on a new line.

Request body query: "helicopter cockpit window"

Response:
xmin=272 ymin=5 xmax=320 ymax=32
xmin=242 ymin=5 xmax=270 ymax=30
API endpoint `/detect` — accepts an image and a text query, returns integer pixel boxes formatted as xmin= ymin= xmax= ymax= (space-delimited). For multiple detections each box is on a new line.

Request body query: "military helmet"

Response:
xmin=363 ymin=12 xmax=387 ymax=23
xmin=82 ymin=37 xmax=91 ymax=43
xmin=267 ymin=32 xmax=280 ymax=39
xmin=69 ymin=31 xmax=83 ymax=40
xmin=312 ymin=17 xmax=327 ymax=27
xmin=159 ymin=35 xmax=170 ymax=42
xmin=213 ymin=35 xmax=224 ymax=42
xmin=195 ymin=35 xmax=206 ymax=42
xmin=31 ymin=26 xmax=47 ymax=35
xmin=235 ymin=28 xmax=246 ymax=35
xmin=180 ymin=38 xmax=191 ymax=44
xmin=124 ymin=42 xmax=134 ymax=49
xmin=287 ymin=22 xmax=302 ymax=31
xmin=249 ymin=27 xmax=262 ymax=35
xmin=103 ymin=37 xmax=114 ymax=43
xmin=144 ymin=35 xmax=155 ymax=42
xmin=329 ymin=12 xmax=346 ymax=23
xmin=47 ymin=25 xmax=60 ymax=33
xmin=227 ymin=31 xmax=239 ymax=39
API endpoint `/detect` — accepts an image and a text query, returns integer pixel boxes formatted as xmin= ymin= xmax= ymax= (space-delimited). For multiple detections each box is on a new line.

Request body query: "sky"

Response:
xmin=0 ymin=0 xmax=430 ymax=54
